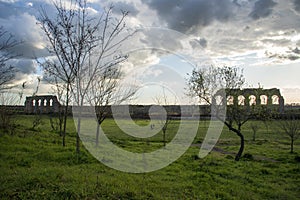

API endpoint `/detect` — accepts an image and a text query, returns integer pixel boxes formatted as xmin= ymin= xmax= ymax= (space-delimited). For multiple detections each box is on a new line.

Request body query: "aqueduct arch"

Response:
xmin=25 ymin=95 xmax=60 ymax=114
xmin=214 ymin=88 xmax=284 ymax=113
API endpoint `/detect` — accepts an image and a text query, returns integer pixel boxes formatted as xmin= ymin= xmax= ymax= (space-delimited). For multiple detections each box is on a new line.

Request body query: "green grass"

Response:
xmin=0 ymin=115 xmax=299 ymax=199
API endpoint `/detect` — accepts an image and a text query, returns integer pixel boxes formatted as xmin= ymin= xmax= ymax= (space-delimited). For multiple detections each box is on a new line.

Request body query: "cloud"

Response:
xmin=112 ymin=1 xmax=139 ymax=16
xmin=0 ymin=1 xmax=23 ymax=19
xmin=142 ymin=0 xmax=236 ymax=33
xmin=265 ymin=47 xmax=300 ymax=61
xmin=0 ymin=13 xmax=48 ymax=58
xmin=198 ymin=38 xmax=208 ymax=48
xmin=249 ymin=0 xmax=277 ymax=20
xmin=294 ymin=0 xmax=300 ymax=13
xmin=189 ymin=38 xmax=208 ymax=49
xmin=5 ymin=58 xmax=37 ymax=78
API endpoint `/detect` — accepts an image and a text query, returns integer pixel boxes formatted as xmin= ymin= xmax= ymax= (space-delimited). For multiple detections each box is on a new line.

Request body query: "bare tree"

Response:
xmin=87 ymin=66 xmax=136 ymax=147
xmin=187 ymin=65 xmax=263 ymax=161
xmin=250 ymin=122 xmax=259 ymax=141
xmin=38 ymin=1 xmax=77 ymax=146
xmin=152 ymin=89 xmax=176 ymax=147
xmin=277 ymin=112 xmax=300 ymax=153
xmin=0 ymin=92 xmax=18 ymax=134
xmin=48 ymin=77 xmax=65 ymax=134
xmin=31 ymin=77 xmax=44 ymax=131
xmin=39 ymin=0 xmax=131 ymax=152
xmin=0 ymin=26 xmax=19 ymax=91
xmin=39 ymin=0 xmax=133 ymax=153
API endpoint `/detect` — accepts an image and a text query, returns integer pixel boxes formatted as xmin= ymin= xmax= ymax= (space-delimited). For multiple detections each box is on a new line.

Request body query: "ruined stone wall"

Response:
xmin=215 ymin=88 xmax=285 ymax=113
xmin=25 ymin=95 xmax=60 ymax=114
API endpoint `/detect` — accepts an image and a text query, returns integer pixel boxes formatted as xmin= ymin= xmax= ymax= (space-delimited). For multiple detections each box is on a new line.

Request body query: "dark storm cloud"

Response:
xmin=199 ymin=38 xmax=208 ymax=48
xmin=0 ymin=1 xmax=54 ymax=19
xmin=265 ymin=47 xmax=300 ymax=61
xmin=0 ymin=1 xmax=24 ymax=19
xmin=112 ymin=1 xmax=139 ymax=16
xmin=249 ymin=0 xmax=277 ymax=20
xmin=190 ymin=38 xmax=207 ymax=49
xmin=0 ymin=12 xmax=49 ymax=59
xmin=294 ymin=0 xmax=300 ymax=12
xmin=292 ymin=47 xmax=300 ymax=54
xmin=142 ymin=0 xmax=236 ymax=33
xmin=0 ymin=0 xmax=56 ymax=83
xmin=6 ymin=59 xmax=37 ymax=75
xmin=0 ymin=0 xmax=56 ymax=59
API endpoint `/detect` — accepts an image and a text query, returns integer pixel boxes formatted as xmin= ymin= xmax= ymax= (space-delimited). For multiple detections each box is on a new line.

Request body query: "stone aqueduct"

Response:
xmin=24 ymin=88 xmax=285 ymax=114
xmin=25 ymin=95 xmax=60 ymax=114
xmin=219 ymin=88 xmax=285 ymax=113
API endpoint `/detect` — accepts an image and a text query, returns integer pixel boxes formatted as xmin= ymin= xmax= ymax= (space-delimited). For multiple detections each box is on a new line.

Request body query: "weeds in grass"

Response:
xmin=0 ymin=117 xmax=299 ymax=199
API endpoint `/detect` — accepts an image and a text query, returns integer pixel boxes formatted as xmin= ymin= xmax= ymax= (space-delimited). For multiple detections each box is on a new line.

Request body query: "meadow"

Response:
xmin=0 ymin=115 xmax=299 ymax=199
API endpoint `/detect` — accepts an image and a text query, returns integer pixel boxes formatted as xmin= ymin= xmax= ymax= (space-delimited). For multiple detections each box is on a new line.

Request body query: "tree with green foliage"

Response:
xmin=187 ymin=65 xmax=268 ymax=161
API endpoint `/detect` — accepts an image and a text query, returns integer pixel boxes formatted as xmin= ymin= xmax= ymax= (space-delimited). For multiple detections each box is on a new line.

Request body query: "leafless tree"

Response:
xmin=87 ymin=66 xmax=137 ymax=147
xmin=250 ymin=122 xmax=259 ymax=141
xmin=30 ymin=77 xmax=44 ymax=131
xmin=0 ymin=92 xmax=18 ymax=134
xmin=187 ymin=65 xmax=263 ymax=161
xmin=0 ymin=26 xmax=19 ymax=92
xmin=38 ymin=0 xmax=133 ymax=153
xmin=39 ymin=0 xmax=128 ymax=152
xmin=277 ymin=112 xmax=300 ymax=153
xmin=48 ymin=77 xmax=66 ymax=134
xmin=152 ymin=88 xmax=176 ymax=147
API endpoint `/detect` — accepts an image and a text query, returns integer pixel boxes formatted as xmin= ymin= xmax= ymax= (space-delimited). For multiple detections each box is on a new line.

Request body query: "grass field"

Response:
xmin=0 ymin=115 xmax=299 ymax=199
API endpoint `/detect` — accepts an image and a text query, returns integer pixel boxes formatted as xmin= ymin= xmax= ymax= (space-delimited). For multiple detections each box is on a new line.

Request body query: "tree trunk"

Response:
xmin=59 ymin=107 xmax=63 ymax=136
xmin=291 ymin=138 xmax=294 ymax=153
xmin=76 ymin=117 xmax=81 ymax=154
xmin=226 ymin=123 xmax=245 ymax=161
xmin=96 ymin=123 xmax=100 ymax=147
xmin=76 ymin=98 xmax=85 ymax=154
xmin=235 ymin=131 xmax=244 ymax=161
xmin=252 ymin=131 xmax=256 ymax=141
xmin=62 ymin=84 xmax=70 ymax=147
xmin=163 ymin=129 xmax=166 ymax=147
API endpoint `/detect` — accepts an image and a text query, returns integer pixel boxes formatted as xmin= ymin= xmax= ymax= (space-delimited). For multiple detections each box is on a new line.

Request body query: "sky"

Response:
xmin=0 ymin=0 xmax=300 ymax=104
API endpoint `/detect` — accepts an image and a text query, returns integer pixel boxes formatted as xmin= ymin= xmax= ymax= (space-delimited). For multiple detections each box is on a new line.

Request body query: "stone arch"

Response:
xmin=272 ymin=95 xmax=279 ymax=105
xmin=32 ymin=99 xmax=36 ymax=106
xmin=214 ymin=95 xmax=225 ymax=105
xmin=260 ymin=95 xmax=268 ymax=105
xmin=249 ymin=95 xmax=256 ymax=105
xmin=238 ymin=95 xmax=245 ymax=105
xmin=219 ymin=88 xmax=284 ymax=113
xmin=227 ymin=95 xmax=234 ymax=105
xmin=50 ymin=99 xmax=53 ymax=107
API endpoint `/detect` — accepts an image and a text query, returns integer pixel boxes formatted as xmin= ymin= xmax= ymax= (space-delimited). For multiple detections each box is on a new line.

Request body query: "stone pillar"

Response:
xmin=267 ymin=95 xmax=273 ymax=105
xmin=25 ymin=97 xmax=33 ymax=114
xmin=244 ymin=95 xmax=250 ymax=106
xmin=279 ymin=96 xmax=284 ymax=113
xmin=40 ymin=98 xmax=44 ymax=113
xmin=233 ymin=95 xmax=238 ymax=106
xmin=256 ymin=95 xmax=261 ymax=105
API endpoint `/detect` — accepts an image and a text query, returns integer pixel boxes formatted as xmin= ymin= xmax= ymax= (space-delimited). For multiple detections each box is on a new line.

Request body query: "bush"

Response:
xmin=0 ymin=106 xmax=17 ymax=135
xmin=242 ymin=153 xmax=254 ymax=161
